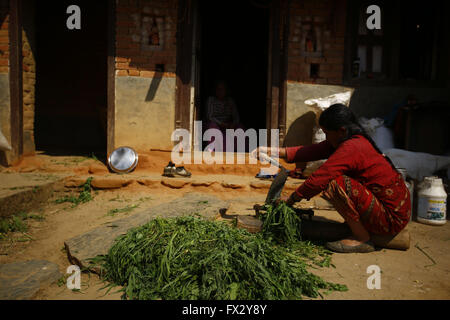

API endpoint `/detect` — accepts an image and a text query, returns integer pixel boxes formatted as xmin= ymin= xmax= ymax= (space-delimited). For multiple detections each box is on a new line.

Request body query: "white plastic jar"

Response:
xmin=405 ymin=180 xmax=414 ymax=221
xmin=417 ymin=177 xmax=447 ymax=226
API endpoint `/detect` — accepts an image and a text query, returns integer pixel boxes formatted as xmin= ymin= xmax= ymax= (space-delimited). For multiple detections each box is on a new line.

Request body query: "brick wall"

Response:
xmin=115 ymin=0 xmax=177 ymax=78
xmin=287 ymin=0 xmax=347 ymax=85
xmin=0 ymin=1 xmax=10 ymax=165
xmin=22 ymin=13 xmax=36 ymax=154
xmin=0 ymin=1 xmax=36 ymax=156
xmin=0 ymin=3 xmax=8 ymax=74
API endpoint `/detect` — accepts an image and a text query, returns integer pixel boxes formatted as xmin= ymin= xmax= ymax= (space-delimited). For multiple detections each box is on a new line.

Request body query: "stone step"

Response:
xmin=0 ymin=173 xmax=65 ymax=219
xmin=63 ymin=174 xmax=307 ymax=192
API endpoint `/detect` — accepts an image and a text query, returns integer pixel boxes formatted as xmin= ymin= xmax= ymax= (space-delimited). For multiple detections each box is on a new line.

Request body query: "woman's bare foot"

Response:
xmin=326 ymin=238 xmax=375 ymax=253
xmin=340 ymin=237 xmax=370 ymax=247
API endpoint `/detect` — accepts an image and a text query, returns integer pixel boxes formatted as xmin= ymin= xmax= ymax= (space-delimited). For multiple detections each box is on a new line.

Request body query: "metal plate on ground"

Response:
xmin=108 ymin=147 xmax=139 ymax=174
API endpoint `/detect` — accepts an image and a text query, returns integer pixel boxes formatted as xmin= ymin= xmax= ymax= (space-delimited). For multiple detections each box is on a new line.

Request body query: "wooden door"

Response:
xmin=267 ymin=0 xmax=289 ymax=146
xmin=175 ymin=0 xmax=194 ymax=133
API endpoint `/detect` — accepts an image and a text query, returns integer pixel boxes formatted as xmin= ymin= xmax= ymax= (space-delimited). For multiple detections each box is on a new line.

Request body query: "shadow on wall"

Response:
xmin=145 ymin=71 xmax=163 ymax=102
xmin=119 ymin=0 xmax=179 ymax=103
xmin=284 ymin=111 xmax=316 ymax=148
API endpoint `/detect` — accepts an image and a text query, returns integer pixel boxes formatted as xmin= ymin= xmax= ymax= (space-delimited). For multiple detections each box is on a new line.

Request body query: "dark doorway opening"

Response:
xmin=34 ymin=1 xmax=108 ymax=156
xmin=198 ymin=0 xmax=269 ymax=135
xmin=399 ymin=2 xmax=440 ymax=81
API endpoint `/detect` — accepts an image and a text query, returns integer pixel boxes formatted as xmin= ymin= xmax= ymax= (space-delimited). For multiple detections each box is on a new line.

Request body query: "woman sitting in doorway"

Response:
xmin=253 ymin=104 xmax=411 ymax=253
xmin=205 ymin=80 xmax=245 ymax=152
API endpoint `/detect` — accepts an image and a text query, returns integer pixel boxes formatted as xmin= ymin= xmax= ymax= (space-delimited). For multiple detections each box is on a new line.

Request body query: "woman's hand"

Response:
xmin=274 ymin=193 xmax=301 ymax=207
xmin=250 ymin=146 xmax=269 ymax=161
xmin=250 ymin=147 xmax=284 ymax=160
xmin=286 ymin=192 xmax=302 ymax=207
xmin=277 ymin=195 xmax=290 ymax=204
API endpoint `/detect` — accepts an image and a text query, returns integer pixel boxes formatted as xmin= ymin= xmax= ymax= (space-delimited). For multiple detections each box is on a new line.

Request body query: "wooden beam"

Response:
xmin=107 ymin=0 xmax=116 ymax=156
xmin=9 ymin=0 xmax=23 ymax=161
xmin=343 ymin=0 xmax=356 ymax=83
xmin=278 ymin=0 xmax=290 ymax=147
xmin=269 ymin=0 xmax=280 ymax=145
xmin=266 ymin=2 xmax=274 ymax=133
xmin=175 ymin=0 xmax=194 ymax=132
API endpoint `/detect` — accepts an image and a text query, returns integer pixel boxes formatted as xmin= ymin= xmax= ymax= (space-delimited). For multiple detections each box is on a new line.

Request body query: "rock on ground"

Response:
xmin=0 ymin=260 xmax=62 ymax=300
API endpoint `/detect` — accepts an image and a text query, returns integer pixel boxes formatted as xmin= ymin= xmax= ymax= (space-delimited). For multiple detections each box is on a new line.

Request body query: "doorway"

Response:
xmin=198 ymin=0 xmax=270 ymax=135
xmin=34 ymin=1 xmax=108 ymax=156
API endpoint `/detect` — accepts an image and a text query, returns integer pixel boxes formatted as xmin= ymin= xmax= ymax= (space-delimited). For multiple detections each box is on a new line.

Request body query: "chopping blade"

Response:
xmin=258 ymin=153 xmax=290 ymax=204
xmin=265 ymin=167 xmax=289 ymax=204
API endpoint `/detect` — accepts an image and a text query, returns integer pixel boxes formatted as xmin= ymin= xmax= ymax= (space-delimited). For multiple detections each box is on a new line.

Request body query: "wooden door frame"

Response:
xmin=175 ymin=0 xmax=194 ymax=133
xmin=279 ymin=0 xmax=290 ymax=147
xmin=267 ymin=0 xmax=289 ymax=146
xmin=267 ymin=0 xmax=280 ymax=138
xmin=9 ymin=0 xmax=23 ymax=162
xmin=107 ymin=0 xmax=116 ymax=156
xmin=174 ymin=0 xmax=289 ymax=146
xmin=6 ymin=1 xmax=115 ymax=159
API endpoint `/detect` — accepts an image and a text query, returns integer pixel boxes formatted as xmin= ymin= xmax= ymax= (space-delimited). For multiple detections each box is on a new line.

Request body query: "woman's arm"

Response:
xmin=252 ymin=141 xmax=335 ymax=173
xmin=292 ymin=140 xmax=360 ymax=201
xmin=285 ymin=141 xmax=335 ymax=163
xmin=284 ymin=140 xmax=361 ymax=206
xmin=286 ymin=191 xmax=303 ymax=207
xmin=251 ymin=147 xmax=287 ymax=160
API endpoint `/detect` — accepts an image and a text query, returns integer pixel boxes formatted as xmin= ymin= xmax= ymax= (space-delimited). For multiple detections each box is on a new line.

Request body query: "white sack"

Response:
xmin=0 ymin=123 xmax=12 ymax=151
xmin=305 ymin=91 xmax=353 ymax=112
xmin=358 ymin=117 xmax=395 ymax=152
xmin=384 ymin=148 xmax=450 ymax=181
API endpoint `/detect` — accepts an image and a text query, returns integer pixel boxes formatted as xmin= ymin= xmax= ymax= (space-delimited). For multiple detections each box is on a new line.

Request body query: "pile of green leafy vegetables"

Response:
xmin=91 ymin=202 xmax=347 ymax=300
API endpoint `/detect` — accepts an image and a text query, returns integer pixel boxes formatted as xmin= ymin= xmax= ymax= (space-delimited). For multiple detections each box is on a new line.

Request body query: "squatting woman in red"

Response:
xmin=256 ymin=104 xmax=411 ymax=253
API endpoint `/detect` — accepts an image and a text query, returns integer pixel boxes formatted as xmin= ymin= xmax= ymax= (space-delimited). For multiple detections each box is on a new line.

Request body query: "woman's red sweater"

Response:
xmin=285 ymin=135 xmax=399 ymax=200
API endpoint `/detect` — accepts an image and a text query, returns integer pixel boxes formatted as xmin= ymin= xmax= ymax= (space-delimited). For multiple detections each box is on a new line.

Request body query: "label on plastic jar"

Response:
xmin=418 ymin=197 xmax=447 ymax=221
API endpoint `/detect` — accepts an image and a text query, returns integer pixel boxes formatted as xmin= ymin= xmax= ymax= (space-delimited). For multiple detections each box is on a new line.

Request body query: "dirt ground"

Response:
xmin=0 ymin=154 xmax=449 ymax=300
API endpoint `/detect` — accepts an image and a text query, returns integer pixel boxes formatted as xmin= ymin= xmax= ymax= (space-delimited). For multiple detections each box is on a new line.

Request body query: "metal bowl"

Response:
xmin=107 ymin=146 xmax=139 ymax=174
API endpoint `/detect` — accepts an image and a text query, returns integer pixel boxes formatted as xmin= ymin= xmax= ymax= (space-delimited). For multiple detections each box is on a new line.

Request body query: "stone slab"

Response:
xmin=64 ymin=193 xmax=230 ymax=271
xmin=90 ymin=177 xmax=133 ymax=189
xmin=314 ymin=197 xmax=335 ymax=210
xmin=0 ymin=260 xmax=61 ymax=300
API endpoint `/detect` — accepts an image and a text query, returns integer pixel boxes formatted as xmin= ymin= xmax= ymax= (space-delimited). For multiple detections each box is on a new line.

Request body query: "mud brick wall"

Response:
xmin=114 ymin=0 xmax=178 ymax=151
xmin=115 ymin=0 xmax=177 ymax=78
xmin=0 ymin=6 xmax=8 ymax=75
xmin=285 ymin=0 xmax=352 ymax=148
xmin=0 ymin=1 xmax=36 ymax=159
xmin=0 ymin=1 xmax=11 ymax=165
xmin=287 ymin=0 xmax=347 ymax=85
xmin=22 ymin=10 xmax=36 ymax=155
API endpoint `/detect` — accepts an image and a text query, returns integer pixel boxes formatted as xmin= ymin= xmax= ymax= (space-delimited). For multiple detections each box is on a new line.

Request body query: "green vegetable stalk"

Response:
xmin=259 ymin=201 xmax=302 ymax=245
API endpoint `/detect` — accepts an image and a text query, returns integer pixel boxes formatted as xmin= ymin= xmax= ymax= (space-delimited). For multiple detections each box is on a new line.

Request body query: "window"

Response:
xmin=345 ymin=0 xmax=447 ymax=85
xmin=353 ymin=1 xmax=386 ymax=79
xmin=141 ymin=15 xmax=165 ymax=51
